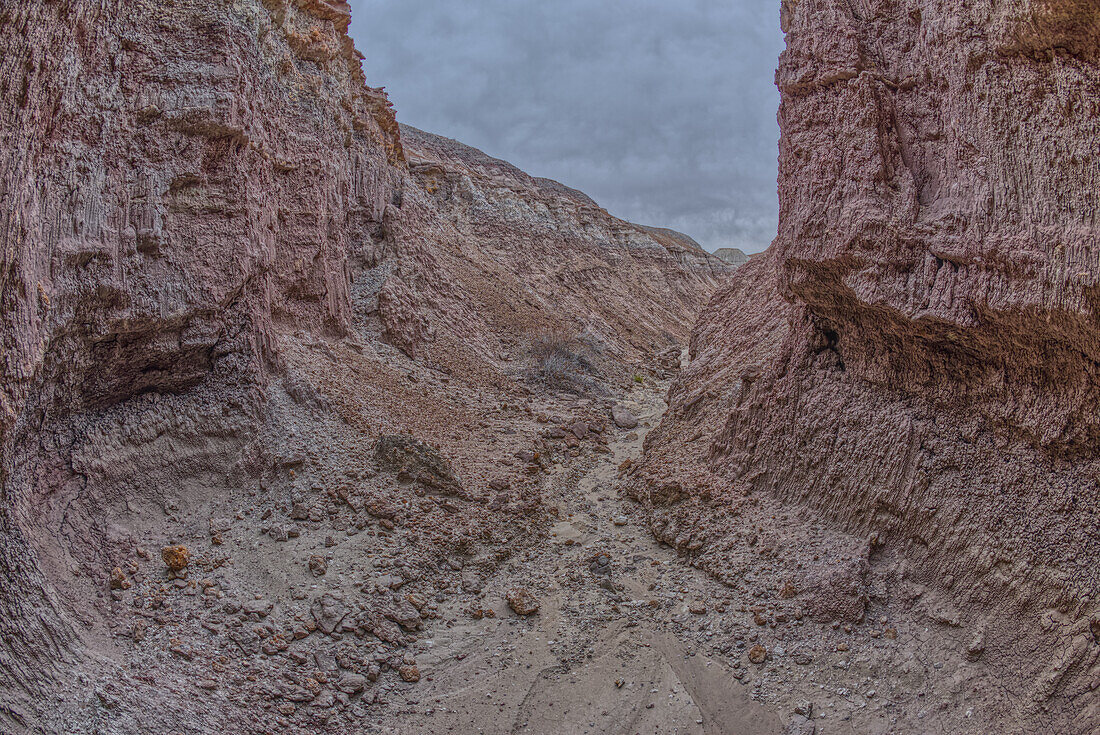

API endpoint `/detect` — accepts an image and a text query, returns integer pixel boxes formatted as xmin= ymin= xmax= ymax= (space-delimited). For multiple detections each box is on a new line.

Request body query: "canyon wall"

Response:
xmin=636 ymin=1 xmax=1100 ymax=732
xmin=0 ymin=1 xmax=727 ymax=731
xmin=1 ymin=1 xmax=403 ymax=726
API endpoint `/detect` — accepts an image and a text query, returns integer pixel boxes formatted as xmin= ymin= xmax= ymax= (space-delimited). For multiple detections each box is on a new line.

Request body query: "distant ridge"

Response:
xmin=712 ymin=247 xmax=750 ymax=268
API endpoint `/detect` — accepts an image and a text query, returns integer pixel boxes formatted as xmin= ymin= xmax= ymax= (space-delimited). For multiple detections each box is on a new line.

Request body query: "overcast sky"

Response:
xmin=349 ymin=1 xmax=783 ymax=254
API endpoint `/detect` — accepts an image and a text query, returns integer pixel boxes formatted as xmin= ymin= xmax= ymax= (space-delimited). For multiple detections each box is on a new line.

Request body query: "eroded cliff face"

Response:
xmin=0 ymin=2 xmax=727 ymax=732
xmin=1 ymin=0 xmax=401 ymax=725
xmin=635 ymin=1 xmax=1100 ymax=732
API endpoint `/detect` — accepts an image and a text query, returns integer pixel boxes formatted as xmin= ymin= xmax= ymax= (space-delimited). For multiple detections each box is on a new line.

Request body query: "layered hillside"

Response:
xmin=0 ymin=2 xmax=727 ymax=732
xmin=394 ymin=124 xmax=729 ymax=384
xmin=634 ymin=1 xmax=1100 ymax=733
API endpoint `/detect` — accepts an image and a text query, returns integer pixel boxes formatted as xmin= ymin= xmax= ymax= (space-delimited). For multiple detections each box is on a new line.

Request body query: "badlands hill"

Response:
xmin=712 ymin=247 xmax=751 ymax=268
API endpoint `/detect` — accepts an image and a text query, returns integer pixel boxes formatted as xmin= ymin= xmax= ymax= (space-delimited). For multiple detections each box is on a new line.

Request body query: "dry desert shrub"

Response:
xmin=528 ymin=330 xmax=602 ymax=394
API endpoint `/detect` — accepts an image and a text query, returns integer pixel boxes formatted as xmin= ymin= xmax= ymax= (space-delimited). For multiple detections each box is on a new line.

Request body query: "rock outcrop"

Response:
xmin=1 ymin=0 xmax=401 ymax=726
xmin=0 ymin=1 xmax=728 ymax=732
xmin=635 ymin=1 xmax=1100 ymax=733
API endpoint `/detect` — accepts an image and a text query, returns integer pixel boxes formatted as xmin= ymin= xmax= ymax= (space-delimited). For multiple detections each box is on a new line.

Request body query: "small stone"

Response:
xmin=688 ymin=602 xmax=707 ymax=615
xmin=311 ymin=593 xmax=348 ymax=635
xmin=785 ymin=714 xmax=816 ymax=735
xmin=197 ymin=679 xmax=217 ymax=690
xmin=161 ymin=545 xmax=190 ymax=572
xmin=612 ymin=516 xmax=628 ymax=526
xmin=262 ymin=635 xmax=289 ymax=655
xmin=748 ymin=645 xmax=767 ymax=665
xmin=966 ymin=632 xmax=985 ymax=660
xmin=282 ymin=685 xmax=314 ymax=703
xmin=506 ymin=587 xmax=540 ymax=616
xmin=836 ymin=642 xmax=850 ymax=652
xmin=611 ymin=406 xmax=639 ymax=429
xmin=309 ymin=555 xmax=328 ymax=577
xmin=376 ymin=574 xmax=405 ymax=590
xmin=109 ymin=567 xmax=131 ymax=590
xmin=398 ymin=664 xmax=421 ymax=682
xmin=337 ymin=673 xmax=366 ymax=694
xmin=384 ymin=596 xmax=423 ymax=630
xmin=209 ymin=517 xmax=232 ymax=533
xmin=242 ymin=598 xmax=274 ymax=618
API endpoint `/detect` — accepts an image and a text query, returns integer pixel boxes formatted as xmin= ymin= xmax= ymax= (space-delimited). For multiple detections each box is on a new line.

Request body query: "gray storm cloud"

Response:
xmin=349 ymin=1 xmax=783 ymax=253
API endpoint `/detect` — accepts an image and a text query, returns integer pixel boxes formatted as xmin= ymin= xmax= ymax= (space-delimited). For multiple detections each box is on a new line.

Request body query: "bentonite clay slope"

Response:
xmin=0 ymin=1 xmax=727 ymax=732
xmin=634 ymin=1 xmax=1100 ymax=733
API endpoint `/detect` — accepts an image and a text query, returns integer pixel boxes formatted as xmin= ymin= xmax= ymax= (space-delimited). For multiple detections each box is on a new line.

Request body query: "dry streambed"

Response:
xmin=375 ymin=382 xmax=784 ymax=735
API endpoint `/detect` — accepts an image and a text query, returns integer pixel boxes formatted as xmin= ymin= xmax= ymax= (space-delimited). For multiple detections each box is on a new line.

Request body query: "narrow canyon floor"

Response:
xmin=364 ymin=376 xmax=995 ymax=735
xmin=372 ymin=377 xmax=782 ymax=735
xmin=71 ymin=358 xmax=1009 ymax=735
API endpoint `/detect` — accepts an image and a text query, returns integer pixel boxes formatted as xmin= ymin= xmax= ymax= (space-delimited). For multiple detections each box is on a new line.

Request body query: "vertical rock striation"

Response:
xmin=636 ymin=1 xmax=1100 ymax=731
